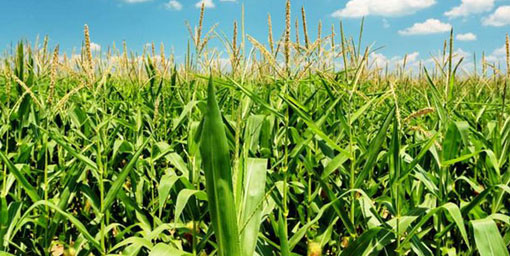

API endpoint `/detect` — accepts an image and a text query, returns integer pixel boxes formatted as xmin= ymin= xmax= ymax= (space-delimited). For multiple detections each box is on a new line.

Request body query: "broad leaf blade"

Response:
xmin=200 ymin=76 xmax=241 ymax=255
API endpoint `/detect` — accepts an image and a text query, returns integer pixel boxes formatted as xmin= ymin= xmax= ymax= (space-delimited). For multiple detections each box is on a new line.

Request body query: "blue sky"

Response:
xmin=1 ymin=0 xmax=510 ymax=67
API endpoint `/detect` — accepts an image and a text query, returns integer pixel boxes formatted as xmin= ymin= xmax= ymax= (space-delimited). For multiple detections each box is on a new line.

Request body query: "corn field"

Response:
xmin=0 ymin=1 xmax=510 ymax=255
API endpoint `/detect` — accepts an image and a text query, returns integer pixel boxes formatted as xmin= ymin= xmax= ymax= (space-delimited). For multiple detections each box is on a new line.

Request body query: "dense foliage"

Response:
xmin=0 ymin=3 xmax=510 ymax=255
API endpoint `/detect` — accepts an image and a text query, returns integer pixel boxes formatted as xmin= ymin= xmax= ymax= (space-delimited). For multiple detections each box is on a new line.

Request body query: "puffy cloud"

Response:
xmin=382 ymin=18 xmax=390 ymax=28
xmin=416 ymin=48 xmax=476 ymax=74
xmin=71 ymin=54 xmax=82 ymax=64
xmin=90 ymin=42 xmax=101 ymax=52
xmin=406 ymin=51 xmax=420 ymax=63
xmin=482 ymin=6 xmax=510 ymax=27
xmin=195 ymin=0 xmax=215 ymax=8
xmin=485 ymin=45 xmax=507 ymax=63
xmin=398 ymin=19 xmax=451 ymax=35
xmin=444 ymin=0 xmax=494 ymax=18
xmin=453 ymin=48 xmax=470 ymax=60
xmin=215 ymin=57 xmax=232 ymax=71
xmin=331 ymin=0 xmax=435 ymax=18
xmin=370 ymin=52 xmax=390 ymax=67
xmin=368 ymin=49 xmax=478 ymax=75
xmin=493 ymin=45 xmax=507 ymax=56
xmin=456 ymin=33 xmax=477 ymax=41
xmin=164 ymin=0 xmax=182 ymax=10
xmin=369 ymin=51 xmax=420 ymax=68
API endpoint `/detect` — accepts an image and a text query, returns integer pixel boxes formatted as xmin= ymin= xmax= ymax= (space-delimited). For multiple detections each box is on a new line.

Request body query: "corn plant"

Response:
xmin=0 ymin=1 xmax=509 ymax=255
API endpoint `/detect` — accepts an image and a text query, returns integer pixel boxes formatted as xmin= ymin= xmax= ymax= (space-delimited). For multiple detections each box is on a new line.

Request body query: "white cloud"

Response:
xmin=369 ymin=51 xmax=420 ymax=68
xmin=90 ymin=43 xmax=101 ymax=52
xmin=406 ymin=51 xmax=420 ymax=63
xmin=424 ymin=48 xmax=470 ymax=63
xmin=451 ymin=48 xmax=473 ymax=71
xmin=456 ymin=32 xmax=477 ymax=41
xmin=482 ymin=6 xmax=510 ymax=26
xmin=385 ymin=48 xmax=478 ymax=75
xmin=215 ymin=57 xmax=232 ymax=71
xmin=383 ymin=18 xmax=390 ymax=28
xmin=398 ymin=19 xmax=451 ymax=35
xmin=368 ymin=50 xmax=477 ymax=76
xmin=331 ymin=0 xmax=435 ymax=18
xmin=483 ymin=44 xmax=506 ymax=63
xmin=486 ymin=45 xmax=507 ymax=63
xmin=454 ymin=48 xmax=470 ymax=59
xmin=370 ymin=52 xmax=390 ymax=67
xmin=122 ymin=0 xmax=151 ymax=3
xmin=444 ymin=0 xmax=494 ymax=18
xmin=164 ymin=0 xmax=182 ymax=10
xmin=484 ymin=55 xmax=500 ymax=63
xmin=195 ymin=0 xmax=215 ymax=8
xmin=493 ymin=45 xmax=507 ymax=56
xmin=71 ymin=54 xmax=82 ymax=64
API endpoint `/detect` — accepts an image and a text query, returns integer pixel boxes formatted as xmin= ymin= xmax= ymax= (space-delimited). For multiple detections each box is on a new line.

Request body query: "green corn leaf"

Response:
xmin=472 ymin=218 xmax=508 ymax=256
xmin=174 ymin=189 xmax=207 ymax=223
xmin=354 ymin=107 xmax=395 ymax=188
xmin=18 ymin=201 xmax=101 ymax=251
xmin=158 ymin=174 xmax=180 ymax=218
xmin=239 ymin=158 xmax=267 ymax=256
xmin=200 ymin=76 xmax=241 ymax=255
xmin=149 ymin=243 xmax=192 ymax=256
xmin=0 ymin=151 xmax=40 ymax=203
xmin=103 ymin=138 xmax=149 ymax=212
